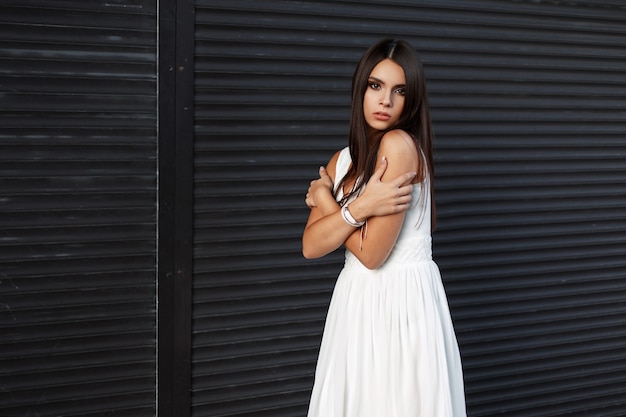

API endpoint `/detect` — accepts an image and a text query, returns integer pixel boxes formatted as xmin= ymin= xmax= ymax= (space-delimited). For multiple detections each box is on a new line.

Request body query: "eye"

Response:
xmin=394 ymin=87 xmax=406 ymax=96
xmin=368 ymin=81 xmax=381 ymax=90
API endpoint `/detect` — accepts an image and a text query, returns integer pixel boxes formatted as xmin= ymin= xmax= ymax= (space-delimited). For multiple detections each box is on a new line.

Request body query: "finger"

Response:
xmin=396 ymin=202 xmax=411 ymax=212
xmin=397 ymin=183 xmax=414 ymax=197
xmin=391 ymin=171 xmax=417 ymax=187
xmin=319 ymin=166 xmax=328 ymax=178
xmin=396 ymin=194 xmax=412 ymax=205
xmin=370 ymin=156 xmax=388 ymax=182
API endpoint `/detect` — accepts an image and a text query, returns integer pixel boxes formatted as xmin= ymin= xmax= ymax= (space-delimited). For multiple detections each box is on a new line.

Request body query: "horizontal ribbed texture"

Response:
xmin=0 ymin=1 xmax=157 ymax=416
xmin=428 ymin=1 xmax=626 ymax=415
xmin=194 ymin=1 xmax=626 ymax=416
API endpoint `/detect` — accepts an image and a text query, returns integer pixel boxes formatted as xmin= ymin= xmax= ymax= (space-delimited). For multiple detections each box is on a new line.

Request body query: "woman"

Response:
xmin=302 ymin=39 xmax=466 ymax=416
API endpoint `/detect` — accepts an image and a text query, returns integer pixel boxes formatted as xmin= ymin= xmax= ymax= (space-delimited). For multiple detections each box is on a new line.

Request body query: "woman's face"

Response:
xmin=363 ymin=58 xmax=406 ymax=132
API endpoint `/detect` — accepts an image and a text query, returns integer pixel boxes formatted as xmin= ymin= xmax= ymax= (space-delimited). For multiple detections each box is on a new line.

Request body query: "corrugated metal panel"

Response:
xmin=0 ymin=1 xmax=157 ymax=416
xmin=427 ymin=1 xmax=626 ymax=416
xmin=193 ymin=0 xmax=626 ymax=416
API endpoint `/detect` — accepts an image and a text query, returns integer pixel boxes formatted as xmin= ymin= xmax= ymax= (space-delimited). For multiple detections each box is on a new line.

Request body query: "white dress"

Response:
xmin=307 ymin=147 xmax=466 ymax=417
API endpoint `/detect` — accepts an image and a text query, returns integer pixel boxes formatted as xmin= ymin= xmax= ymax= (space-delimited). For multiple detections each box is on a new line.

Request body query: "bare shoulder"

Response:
xmin=380 ymin=129 xmax=417 ymax=154
xmin=378 ymin=130 xmax=420 ymax=174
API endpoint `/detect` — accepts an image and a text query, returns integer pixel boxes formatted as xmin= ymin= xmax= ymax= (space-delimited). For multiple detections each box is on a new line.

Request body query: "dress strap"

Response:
xmin=333 ymin=147 xmax=351 ymax=197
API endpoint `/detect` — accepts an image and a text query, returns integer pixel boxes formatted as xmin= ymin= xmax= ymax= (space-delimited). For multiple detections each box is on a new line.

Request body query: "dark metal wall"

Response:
xmin=194 ymin=1 xmax=626 ymax=417
xmin=0 ymin=1 xmax=158 ymax=416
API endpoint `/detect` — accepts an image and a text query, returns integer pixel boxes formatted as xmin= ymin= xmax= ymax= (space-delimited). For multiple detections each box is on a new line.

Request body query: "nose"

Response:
xmin=380 ymin=91 xmax=392 ymax=107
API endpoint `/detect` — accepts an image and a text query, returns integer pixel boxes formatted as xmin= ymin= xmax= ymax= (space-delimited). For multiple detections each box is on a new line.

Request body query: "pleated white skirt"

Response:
xmin=307 ymin=238 xmax=466 ymax=417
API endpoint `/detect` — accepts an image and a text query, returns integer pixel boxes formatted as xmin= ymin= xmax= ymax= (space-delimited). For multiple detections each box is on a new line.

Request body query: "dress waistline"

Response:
xmin=345 ymin=235 xmax=433 ymax=268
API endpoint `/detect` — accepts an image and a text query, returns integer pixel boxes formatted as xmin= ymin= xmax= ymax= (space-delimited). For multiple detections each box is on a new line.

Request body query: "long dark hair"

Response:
xmin=336 ymin=38 xmax=436 ymax=228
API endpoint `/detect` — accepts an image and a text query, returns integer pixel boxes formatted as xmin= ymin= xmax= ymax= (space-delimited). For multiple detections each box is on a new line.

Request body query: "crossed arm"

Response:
xmin=302 ymin=130 xmax=420 ymax=269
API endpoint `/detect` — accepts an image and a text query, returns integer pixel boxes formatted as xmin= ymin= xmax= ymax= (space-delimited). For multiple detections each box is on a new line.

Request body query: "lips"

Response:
xmin=373 ymin=111 xmax=391 ymax=121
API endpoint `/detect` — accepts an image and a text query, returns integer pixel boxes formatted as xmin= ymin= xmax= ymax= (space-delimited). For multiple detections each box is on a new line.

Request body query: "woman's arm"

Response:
xmin=301 ymin=150 xmax=353 ymax=259
xmin=302 ymin=137 xmax=418 ymax=261
xmin=343 ymin=130 xmax=421 ymax=269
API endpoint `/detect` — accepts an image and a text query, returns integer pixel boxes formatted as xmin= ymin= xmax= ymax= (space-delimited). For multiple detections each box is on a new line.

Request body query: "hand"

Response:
xmin=350 ymin=156 xmax=416 ymax=220
xmin=305 ymin=166 xmax=334 ymax=208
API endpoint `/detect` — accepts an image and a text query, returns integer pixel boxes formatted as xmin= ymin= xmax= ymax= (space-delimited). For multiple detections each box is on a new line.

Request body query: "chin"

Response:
xmin=366 ymin=121 xmax=392 ymax=132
